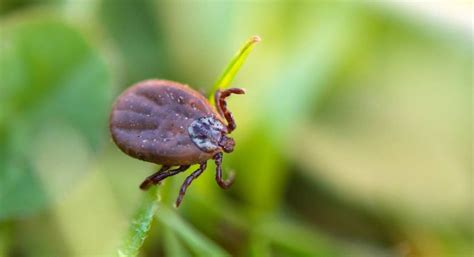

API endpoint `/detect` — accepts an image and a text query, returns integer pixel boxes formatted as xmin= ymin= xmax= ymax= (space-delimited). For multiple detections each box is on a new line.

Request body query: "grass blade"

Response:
xmin=258 ymin=217 xmax=341 ymax=257
xmin=163 ymin=227 xmax=190 ymax=257
xmin=209 ymin=35 xmax=261 ymax=103
xmin=117 ymin=187 xmax=160 ymax=257
xmin=157 ymin=207 xmax=230 ymax=257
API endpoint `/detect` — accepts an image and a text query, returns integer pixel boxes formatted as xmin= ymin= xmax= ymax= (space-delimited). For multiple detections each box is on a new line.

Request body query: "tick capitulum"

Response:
xmin=109 ymin=80 xmax=244 ymax=207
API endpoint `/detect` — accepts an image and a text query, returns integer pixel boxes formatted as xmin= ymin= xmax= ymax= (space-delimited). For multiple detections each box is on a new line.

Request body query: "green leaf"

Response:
xmin=0 ymin=14 xmax=111 ymax=219
xmin=209 ymin=35 xmax=260 ymax=103
xmin=117 ymin=187 xmax=159 ymax=257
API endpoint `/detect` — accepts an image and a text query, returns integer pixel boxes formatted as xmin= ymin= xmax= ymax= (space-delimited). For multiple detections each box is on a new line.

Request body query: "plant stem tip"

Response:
xmin=251 ymin=35 xmax=262 ymax=43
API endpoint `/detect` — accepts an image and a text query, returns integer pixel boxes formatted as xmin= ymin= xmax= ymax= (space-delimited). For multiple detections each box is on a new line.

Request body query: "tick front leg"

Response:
xmin=175 ymin=162 xmax=207 ymax=207
xmin=140 ymin=165 xmax=190 ymax=190
xmin=214 ymin=88 xmax=245 ymax=133
xmin=214 ymin=152 xmax=235 ymax=189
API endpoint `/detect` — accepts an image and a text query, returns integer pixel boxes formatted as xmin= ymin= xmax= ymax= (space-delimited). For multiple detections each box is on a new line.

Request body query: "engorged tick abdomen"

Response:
xmin=109 ymin=79 xmax=221 ymax=166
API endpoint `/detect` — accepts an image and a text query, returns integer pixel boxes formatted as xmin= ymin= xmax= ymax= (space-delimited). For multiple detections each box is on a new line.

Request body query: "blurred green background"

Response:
xmin=0 ymin=1 xmax=472 ymax=257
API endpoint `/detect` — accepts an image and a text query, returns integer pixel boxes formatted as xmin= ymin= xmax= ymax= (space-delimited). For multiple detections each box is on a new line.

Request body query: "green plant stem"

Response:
xmin=209 ymin=35 xmax=261 ymax=103
xmin=117 ymin=186 xmax=159 ymax=257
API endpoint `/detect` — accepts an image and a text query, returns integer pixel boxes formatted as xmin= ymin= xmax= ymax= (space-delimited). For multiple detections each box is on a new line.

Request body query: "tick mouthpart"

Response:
xmin=219 ymin=136 xmax=235 ymax=153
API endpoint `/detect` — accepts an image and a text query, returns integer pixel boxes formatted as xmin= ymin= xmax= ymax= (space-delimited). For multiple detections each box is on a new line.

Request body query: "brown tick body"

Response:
xmin=109 ymin=79 xmax=244 ymax=207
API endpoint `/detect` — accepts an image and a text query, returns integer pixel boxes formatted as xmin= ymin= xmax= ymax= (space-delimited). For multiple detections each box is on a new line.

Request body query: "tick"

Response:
xmin=109 ymin=79 xmax=244 ymax=207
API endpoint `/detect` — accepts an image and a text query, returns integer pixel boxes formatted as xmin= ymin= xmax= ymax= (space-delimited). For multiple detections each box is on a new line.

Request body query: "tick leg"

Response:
xmin=214 ymin=88 xmax=245 ymax=133
xmin=139 ymin=165 xmax=190 ymax=190
xmin=214 ymin=152 xmax=235 ymax=189
xmin=139 ymin=165 xmax=170 ymax=190
xmin=175 ymin=162 xmax=207 ymax=207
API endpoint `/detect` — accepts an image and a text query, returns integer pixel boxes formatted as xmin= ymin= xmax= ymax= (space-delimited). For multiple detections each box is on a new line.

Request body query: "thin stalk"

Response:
xmin=117 ymin=186 xmax=160 ymax=257
xmin=209 ymin=35 xmax=261 ymax=103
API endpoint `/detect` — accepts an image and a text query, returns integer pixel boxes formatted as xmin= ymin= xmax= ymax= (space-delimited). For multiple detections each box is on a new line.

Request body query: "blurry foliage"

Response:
xmin=0 ymin=13 xmax=111 ymax=219
xmin=0 ymin=1 xmax=472 ymax=257
xmin=100 ymin=0 xmax=170 ymax=86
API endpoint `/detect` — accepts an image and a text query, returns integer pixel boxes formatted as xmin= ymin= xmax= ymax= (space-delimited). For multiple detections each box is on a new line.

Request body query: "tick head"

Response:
xmin=188 ymin=116 xmax=229 ymax=153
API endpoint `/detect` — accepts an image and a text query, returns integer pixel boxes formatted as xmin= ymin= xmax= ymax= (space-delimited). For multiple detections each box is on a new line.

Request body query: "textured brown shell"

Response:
xmin=109 ymin=79 xmax=221 ymax=166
